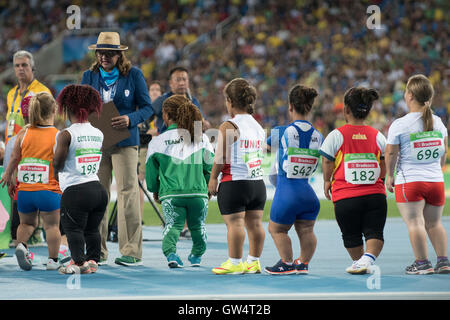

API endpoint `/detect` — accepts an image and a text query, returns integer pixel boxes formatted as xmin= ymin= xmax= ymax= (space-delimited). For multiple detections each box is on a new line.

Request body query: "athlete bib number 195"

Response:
xmin=409 ymin=131 xmax=444 ymax=164
xmin=344 ymin=153 xmax=380 ymax=185
xmin=17 ymin=157 xmax=50 ymax=184
xmin=286 ymin=148 xmax=320 ymax=179
xmin=243 ymin=151 xmax=264 ymax=178
xmin=75 ymin=148 xmax=102 ymax=176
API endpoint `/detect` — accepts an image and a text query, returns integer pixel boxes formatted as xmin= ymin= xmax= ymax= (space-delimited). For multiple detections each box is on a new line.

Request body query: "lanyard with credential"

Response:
xmin=10 ymin=84 xmax=31 ymax=115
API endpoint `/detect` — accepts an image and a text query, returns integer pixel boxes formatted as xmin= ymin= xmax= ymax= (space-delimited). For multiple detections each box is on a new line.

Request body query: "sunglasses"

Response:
xmin=95 ymin=50 xmax=120 ymax=58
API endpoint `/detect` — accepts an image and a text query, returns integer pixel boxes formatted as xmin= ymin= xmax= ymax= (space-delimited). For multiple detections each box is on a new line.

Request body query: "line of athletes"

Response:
xmin=1 ymin=73 xmax=448 ymax=276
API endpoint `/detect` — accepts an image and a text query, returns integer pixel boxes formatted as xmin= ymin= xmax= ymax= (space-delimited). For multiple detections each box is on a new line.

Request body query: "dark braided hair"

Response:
xmin=162 ymin=95 xmax=203 ymax=143
xmin=56 ymin=84 xmax=102 ymax=122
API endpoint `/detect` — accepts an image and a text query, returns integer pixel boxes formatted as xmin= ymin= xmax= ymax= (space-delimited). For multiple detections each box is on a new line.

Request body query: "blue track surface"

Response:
xmin=0 ymin=217 xmax=449 ymax=300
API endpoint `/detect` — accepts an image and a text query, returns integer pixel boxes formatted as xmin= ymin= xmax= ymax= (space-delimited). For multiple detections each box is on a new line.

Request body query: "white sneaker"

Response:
xmin=46 ymin=258 xmax=60 ymax=271
xmin=58 ymin=260 xmax=91 ymax=274
xmin=15 ymin=243 xmax=33 ymax=271
xmin=346 ymin=260 xmax=371 ymax=274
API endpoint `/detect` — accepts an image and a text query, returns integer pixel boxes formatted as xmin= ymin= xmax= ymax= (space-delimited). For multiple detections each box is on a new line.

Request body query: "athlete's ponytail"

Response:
xmin=406 ymin=74 xmax=434 ymax=132
xmin=176 ymin=101 xmax=203 ymax=143
xmin=288 ymin=85 xmax=318 ymax=115
xmin=29 ymin=92 xmax=56 ymax=127
xmin=344 ymin=87 xmax=379 ymax=119
xmin=224 ymin=78 xmax=257 ymax=115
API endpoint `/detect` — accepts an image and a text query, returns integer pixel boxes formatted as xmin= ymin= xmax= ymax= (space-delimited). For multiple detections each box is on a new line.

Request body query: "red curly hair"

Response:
xmin=56 ymin=84 xmax=102 ymax=122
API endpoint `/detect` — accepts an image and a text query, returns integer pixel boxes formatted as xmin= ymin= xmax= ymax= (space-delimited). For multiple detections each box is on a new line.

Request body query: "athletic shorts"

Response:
xmin=217 ymin=180 xmax=266 ymax=215
xmin=270 ymin=175 xmax=320 ymax=224
xmin=17 ymin=190 xmax=61 ymax=214
xmin=334 ymin=193 xmax=387 ymax=248
xmin=395 ymin=181 xmax=445 ymax=206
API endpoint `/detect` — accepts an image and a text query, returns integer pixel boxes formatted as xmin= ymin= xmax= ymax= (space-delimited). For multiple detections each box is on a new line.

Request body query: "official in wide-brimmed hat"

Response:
xmin=88 ymin=31 xmax=128 ymax=51
xmin=81 ymin=31 xmax=155 ymax=267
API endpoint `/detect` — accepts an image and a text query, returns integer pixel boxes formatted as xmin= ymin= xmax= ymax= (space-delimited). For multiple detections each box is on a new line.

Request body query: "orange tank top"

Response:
xmin=17 ymin=126 xmax=61 ymax=193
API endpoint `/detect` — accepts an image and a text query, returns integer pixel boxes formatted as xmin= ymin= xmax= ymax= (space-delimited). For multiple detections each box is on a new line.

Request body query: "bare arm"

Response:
xmin=208 ymin=121 xmax=238 ymax=196
xmin=321 ymin=156 xmax=335 ymax=201
xmin=384 ymin=144 xmax=399 ymax=193
xmin=0 ymin=130 xmax=25 ymax=197
xmin=441 ymin=136 xmax=448 ymax=168
xmin=52 ymin=130 xmax=71 ymax=182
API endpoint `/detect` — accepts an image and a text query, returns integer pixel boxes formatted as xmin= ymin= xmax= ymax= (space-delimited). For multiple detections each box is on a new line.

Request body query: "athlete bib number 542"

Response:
xmin=286 ymin=148 xmax=320 ymax=179
xmin=409 ymin=131 xmax=444 ymax=164
xmin=344 ymin=153 xmax=380 ymax=185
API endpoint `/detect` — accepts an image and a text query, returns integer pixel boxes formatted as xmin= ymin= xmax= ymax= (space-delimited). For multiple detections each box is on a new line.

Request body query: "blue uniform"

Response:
xmin=270 ymin=120 xmax=323 ymax=224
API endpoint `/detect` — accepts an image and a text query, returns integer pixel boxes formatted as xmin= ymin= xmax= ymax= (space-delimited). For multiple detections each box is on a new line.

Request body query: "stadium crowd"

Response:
xmin=0 ymin=0 xmax=448 ymax=139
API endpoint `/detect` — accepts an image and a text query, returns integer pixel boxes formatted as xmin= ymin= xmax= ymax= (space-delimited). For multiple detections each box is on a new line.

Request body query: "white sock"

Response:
xmin=359 ymin=253 xmax=376 ymax=265
xmin=59 ymin=244 xmax=68 ymax=252
xmin=229 ymin=257 xmax=242 ymax=265
xmin=247 ymin=255 xmax=259 ymax=264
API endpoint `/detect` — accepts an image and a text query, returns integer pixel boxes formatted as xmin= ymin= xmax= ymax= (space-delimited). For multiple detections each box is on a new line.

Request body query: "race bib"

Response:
xmin=75 ymin=148 xmax=102 ymax=176
xmin=243 ymin=151 xmax=264 ymax=178
xmin=409 ymin=131 xmax=444 ymax=164
xmin=286 ymin=148 xmax=320 ymax=179
xmin=344 ymin=153 xmax=380 ymax=185
xmin=17 ymin=157 xmax=50 ymax=184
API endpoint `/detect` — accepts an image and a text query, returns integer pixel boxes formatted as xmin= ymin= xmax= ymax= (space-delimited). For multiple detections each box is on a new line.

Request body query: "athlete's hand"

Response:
xmin=208 ymin=178 xmax=218 ymax=197
xmin=324 ymin=181 xmax=332 ymax=201
xmin=153 ymin=192 xmax=161 ymax=204
xmin=7 ymin=184 xmax=16 ymax=199
xmin=386 ymin=175 xmax=395 ymax=193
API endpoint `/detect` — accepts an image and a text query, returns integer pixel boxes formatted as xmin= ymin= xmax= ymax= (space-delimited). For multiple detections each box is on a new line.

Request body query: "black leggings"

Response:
xmin=334 ymin=193 xmax=387 ymax=248
xmin=60 ymin=181 xmax=108 ymax=264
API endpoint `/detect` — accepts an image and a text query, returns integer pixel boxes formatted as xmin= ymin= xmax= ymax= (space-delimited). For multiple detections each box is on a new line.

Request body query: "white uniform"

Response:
xmin=220 ymin=114 xmax=266 ymax=182
xmin=386 ymin=112 xmax=447 ymax=184
xmin=56 ymin=123 xmax=104 ymax=192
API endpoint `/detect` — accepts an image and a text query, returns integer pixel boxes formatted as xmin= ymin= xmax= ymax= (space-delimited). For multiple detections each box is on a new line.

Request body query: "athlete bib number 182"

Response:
xmin=344 ymin=153 xmax=380 ymax=185
xmin=286 ymin=148 xmax=320 ymax=179
xmin=409 ymin=131 xmax=444 ymax=164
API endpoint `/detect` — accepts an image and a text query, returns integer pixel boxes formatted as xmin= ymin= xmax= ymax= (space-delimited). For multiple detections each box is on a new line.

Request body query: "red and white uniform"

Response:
xmin=220 ymin=114 xmax=265 ymax=182
xmin=320 ymin=124 xmax=386 ymax=202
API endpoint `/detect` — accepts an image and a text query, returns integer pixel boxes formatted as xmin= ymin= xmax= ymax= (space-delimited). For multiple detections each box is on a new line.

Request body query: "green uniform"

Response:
xmin=145 ymin=124 xmax=214 ymax=257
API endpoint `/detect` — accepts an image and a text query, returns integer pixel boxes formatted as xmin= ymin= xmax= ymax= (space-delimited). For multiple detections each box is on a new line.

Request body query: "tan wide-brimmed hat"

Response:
xmin=88 ymin=32 xmax=128 ymax=51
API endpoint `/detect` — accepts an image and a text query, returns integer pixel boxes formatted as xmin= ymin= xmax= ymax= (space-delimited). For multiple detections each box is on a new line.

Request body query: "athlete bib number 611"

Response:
xmin=286 ymin=147 xmax=320 ymax=179
xmin=409 ymin=131 xmax=444 ymax=164
xmin=344 ymin=153 xmax=380 ymax=185
xmin=17 ymin=157 xmax=50 ymax=184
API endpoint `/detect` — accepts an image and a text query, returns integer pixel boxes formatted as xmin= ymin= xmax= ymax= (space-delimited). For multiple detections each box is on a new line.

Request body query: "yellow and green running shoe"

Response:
xmin=243 ymin=260 xmax=261 ymax=274
xmin=212 ymin=259 xmax=244 ymax=275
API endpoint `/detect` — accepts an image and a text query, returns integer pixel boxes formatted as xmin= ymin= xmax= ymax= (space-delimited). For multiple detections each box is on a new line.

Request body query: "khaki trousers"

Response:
xmin=98 ymin=145 xmax=142 ymax=260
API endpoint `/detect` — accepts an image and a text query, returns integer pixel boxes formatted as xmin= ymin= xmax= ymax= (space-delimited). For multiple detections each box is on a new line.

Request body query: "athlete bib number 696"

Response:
xmin=344 ymin=153 xmax=380 ymax=185
xmin=409 ymin=131 xmax=444 ymax=164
